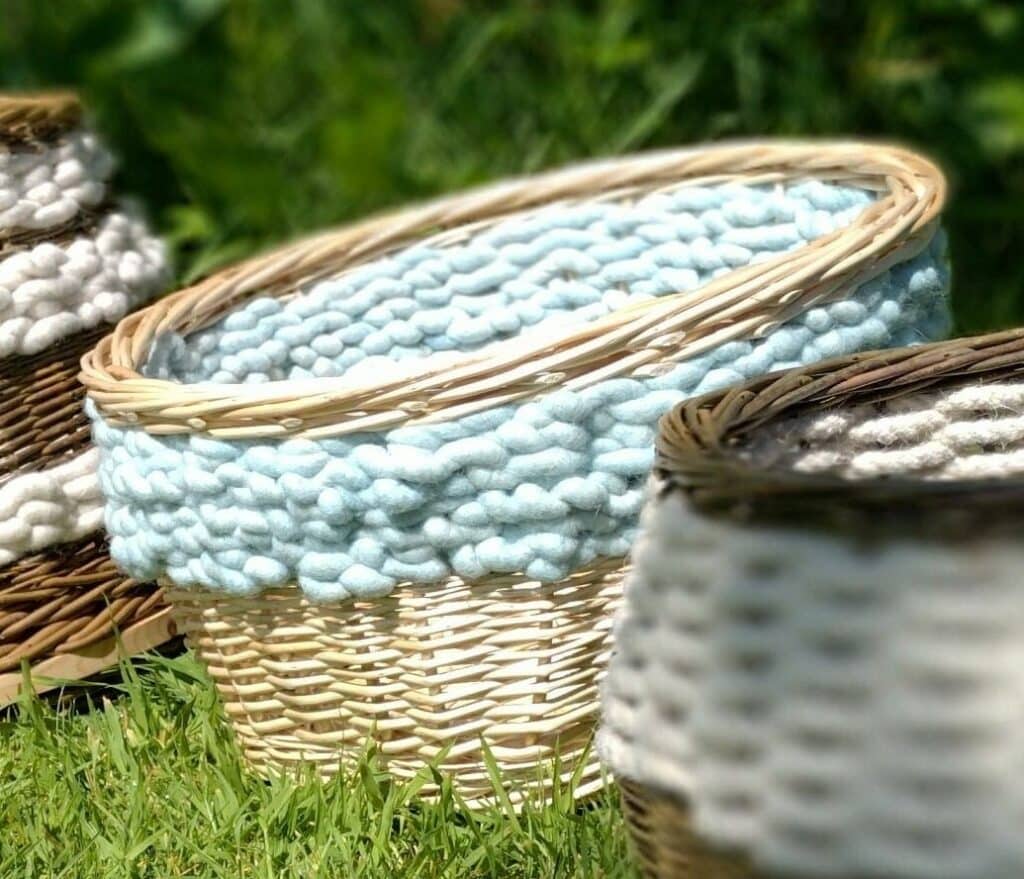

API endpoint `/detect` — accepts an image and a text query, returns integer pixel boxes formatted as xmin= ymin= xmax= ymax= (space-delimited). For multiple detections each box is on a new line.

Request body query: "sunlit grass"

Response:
xmin=0 ymin=652 xmax=635 ymax=878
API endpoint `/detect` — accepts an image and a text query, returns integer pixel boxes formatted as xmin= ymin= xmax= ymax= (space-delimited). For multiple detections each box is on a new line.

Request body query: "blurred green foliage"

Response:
xmin=2 ymin=0 xmax=1023 ymax=330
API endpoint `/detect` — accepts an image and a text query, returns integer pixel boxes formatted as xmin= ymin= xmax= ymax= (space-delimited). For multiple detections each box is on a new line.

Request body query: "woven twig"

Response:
xmin=0 ymin=91 xmax=82 ymax=148
xmin=0 ymin=533 xmax=165 ymax=674
xmin=81 ymin=141 xmax=946 ymax=439
xmin=0 ymin=323 xmax=112 ymax=481
xmin=654 ymin=328 xmax=1024 ymax=535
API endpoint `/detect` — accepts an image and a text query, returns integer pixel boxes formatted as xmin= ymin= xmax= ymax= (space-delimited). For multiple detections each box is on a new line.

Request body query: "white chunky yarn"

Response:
xmin=744 ymin=382 xmax=1024 ymax=481
xmin=0 ymin=208 xmax=167 ymax=356
xmin=600 ymin=477 xmax=1024 ymax=879
xmin=0 ymin=130 xmax=113 ymax=230
xmin=0 ymin=450 xmax=104 ymax=566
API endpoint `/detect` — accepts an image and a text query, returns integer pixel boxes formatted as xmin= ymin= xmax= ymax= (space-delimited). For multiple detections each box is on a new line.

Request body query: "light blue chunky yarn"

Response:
xmin=90 ymin=180 xmax=952 ymax=601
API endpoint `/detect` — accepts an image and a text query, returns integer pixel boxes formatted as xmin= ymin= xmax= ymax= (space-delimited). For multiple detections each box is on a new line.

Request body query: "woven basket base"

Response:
xmin=619 ymin=779 xmax=764 ymax=879
xmin=0 ymin=607 xmax=175 ymax=706
xmin=168 ymin=556 xmax=625 ymax=808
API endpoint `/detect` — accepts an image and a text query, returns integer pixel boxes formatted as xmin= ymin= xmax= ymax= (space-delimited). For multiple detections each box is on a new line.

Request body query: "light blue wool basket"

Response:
xmin=86 ymin=147 xmax=951 ymax=605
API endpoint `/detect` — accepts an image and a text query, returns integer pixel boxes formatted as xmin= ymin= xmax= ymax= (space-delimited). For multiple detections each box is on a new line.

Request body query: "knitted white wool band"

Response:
xmin=600 ymin=477 xmax=1024 ymax=878
xmin=0 ymin=130 xmax=113 ymax=231
xmin=742 ymin=381 xmax=1024 ymax=481
xmin=0 ymin=208 xmax=167 ymax=356
xmin=0 ymin=449 xmax=103 ymax=566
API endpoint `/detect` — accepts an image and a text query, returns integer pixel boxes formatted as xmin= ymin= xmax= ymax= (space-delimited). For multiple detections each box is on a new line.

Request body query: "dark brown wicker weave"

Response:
xmin=0 ymin=91 xmax=172 ymax=705
xmin=619 ymin=328 xmax=1024 ymax=879
xmin=0 ymin=91 xmax=81 ymax=148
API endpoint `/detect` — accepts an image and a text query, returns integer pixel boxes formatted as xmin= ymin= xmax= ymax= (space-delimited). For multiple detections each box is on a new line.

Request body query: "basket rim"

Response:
xmin=80 ymin=139 xmax=946 ymax=440
xmin=0 ymin=90 xmax=82 ymax=146
xmin=654 ymin=328 xmax=1024 ymax=531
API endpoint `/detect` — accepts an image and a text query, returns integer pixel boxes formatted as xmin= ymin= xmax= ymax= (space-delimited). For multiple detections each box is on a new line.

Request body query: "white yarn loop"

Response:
xmin=0 ymin=208 xmax=168 ymax=356
xmin=0 ymin=450 xmax=104 ymax=566
xmin=0 ymin=131 xmax=113 ymax=231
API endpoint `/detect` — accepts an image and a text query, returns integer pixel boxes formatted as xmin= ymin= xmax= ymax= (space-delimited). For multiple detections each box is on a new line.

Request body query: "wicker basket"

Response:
xmin=83 ymin=141 xmax=949 ymax=806
xmin=601 ymin=330 xmax=1024 ymax=878
xmin=0 ymin=92 xmax=171 ymax=704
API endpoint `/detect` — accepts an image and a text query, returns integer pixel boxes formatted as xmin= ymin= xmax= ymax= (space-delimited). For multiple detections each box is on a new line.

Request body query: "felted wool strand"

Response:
xmin=0 ymin=208 xmax=166 ymax=356
xmin=0 ymin=130 xmax=112 ymax=231
xmin=0 ymin=449 xmax=103 ymax=566
xmin=91 ymin=180 xmax=952 ymax=602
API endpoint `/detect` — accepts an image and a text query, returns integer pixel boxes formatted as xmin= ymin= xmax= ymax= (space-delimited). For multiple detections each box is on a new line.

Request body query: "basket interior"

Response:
xmin=143 ymin=180 xmax=882 ymax=386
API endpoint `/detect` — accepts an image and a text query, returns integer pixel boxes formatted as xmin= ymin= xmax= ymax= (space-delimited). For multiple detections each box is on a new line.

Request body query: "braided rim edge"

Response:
xmin=80 ymin=140 xmax=946 ymax=439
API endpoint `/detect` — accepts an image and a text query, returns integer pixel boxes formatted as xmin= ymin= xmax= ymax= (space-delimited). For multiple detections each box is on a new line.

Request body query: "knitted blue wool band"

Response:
xmin=89 ymin=181 xmax=952 ymax=601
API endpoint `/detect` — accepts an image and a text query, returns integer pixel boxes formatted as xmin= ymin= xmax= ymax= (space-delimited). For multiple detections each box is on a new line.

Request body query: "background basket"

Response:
xmin=83 ymin=141 xmax=948 ymax=806
xmin=0 ymin=92 xmax=171 ymax=704
xmin=601 ymin=329 xmax=1024 ymax=878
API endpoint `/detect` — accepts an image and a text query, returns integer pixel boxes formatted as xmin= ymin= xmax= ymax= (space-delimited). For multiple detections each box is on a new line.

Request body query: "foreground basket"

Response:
xmin=0 ymin=91 xmax=170 ymax=703
xmin=601 ymin=329 xmax=1024 ymax=877
xmin=84 ymin=141 xmax=948 ymax=806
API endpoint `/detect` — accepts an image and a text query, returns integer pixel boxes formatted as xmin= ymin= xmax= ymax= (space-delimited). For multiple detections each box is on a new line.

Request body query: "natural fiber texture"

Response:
xmin=167 ymin=555 xmax=622 ymax=806
xmin=619 ymin=779 xmax=757 ymax=879
xmin=83 ymin=141 xmax=949 ymax=805
xmin=0 ymin=322 xmax=110 ymax=480
xmin=602 ymin=328 xmax=1024 ymax=878
xmin=0 ymin=92 xmax=81 ymax=147
xmin=0 ymin=533 xmax=164 ymax=674
xmin=81 ymin=141 xmax=945 ymax=438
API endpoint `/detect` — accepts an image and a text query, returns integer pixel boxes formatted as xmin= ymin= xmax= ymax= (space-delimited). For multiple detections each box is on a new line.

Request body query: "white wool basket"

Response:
xmin=601 ymin=330 xmax=1024 ymax=878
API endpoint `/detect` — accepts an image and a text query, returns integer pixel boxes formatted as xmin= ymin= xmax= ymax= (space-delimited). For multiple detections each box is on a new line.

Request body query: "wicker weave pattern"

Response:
xmin=0 ymin=322 xmax=109 ymax=481
xmin=0 ymin=92 xmax=81 ymax=148
xmin=168 ymin=555 xmax=622 ymax=806
xmin=0 ymin=534 xmax=164 ymax=674
xmin=81 ymin=142 xmax=945 ymax=438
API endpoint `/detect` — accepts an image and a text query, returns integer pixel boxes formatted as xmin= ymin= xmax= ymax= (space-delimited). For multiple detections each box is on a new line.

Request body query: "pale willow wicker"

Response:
xmin=604 ymin=330 xmax=1024 ymax=878
xmin=82 ymin=142 xmax=946 ymax=807
xmin=0 ymin=92 xmax=171 ymax=705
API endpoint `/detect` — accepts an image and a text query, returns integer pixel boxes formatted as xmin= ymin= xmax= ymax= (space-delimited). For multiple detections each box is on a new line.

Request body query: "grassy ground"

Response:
xmin=0 ymin=653 xmax=635 ymax=878
xmin=2 ymin=2 xmax=1024 ymax=876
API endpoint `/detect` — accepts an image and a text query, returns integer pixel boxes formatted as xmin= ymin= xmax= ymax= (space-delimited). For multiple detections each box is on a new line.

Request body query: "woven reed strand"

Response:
xmin=167 ymin=555 xmax=624 ymax=806
xmin=0 ymin=92 xmax=82 ymax=149
xmin=655 ymin=328 xmax=1024 ymax=535
xmin=0 ymin=322 xmax=112 ymax=482
xmin=0 ymin=533 xmax=165 ymax=673
xmin=619 ymin=779 xmax=771 ymax=879
xmin=80 ymin=141 xmax=946 ymax=440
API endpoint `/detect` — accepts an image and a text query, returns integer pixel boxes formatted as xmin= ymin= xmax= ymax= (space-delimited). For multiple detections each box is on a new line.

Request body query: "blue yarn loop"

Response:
xmin=90 ymin=181 xmax=952 ymax=601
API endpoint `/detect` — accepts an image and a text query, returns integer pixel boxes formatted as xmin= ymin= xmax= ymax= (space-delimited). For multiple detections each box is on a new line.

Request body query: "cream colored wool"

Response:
xmin=0 ymin=130 xmax=112 ymax=230
xmin=0 ymin=208 xmax=167 ymax=356
xmin=0 ymin=450 xmax=103 ymax=566
xmin=600 ymin=479 xmax=1024 ymax=878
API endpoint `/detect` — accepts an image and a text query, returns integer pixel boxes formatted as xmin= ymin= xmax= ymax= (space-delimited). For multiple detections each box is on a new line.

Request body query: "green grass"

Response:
xmin=0 ymin=653 xmax=635 ymax=878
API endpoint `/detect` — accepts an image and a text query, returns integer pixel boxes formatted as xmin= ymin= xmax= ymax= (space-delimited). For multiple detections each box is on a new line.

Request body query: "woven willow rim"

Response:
xmin=0 ymin=91 xmax=82 ymax=147
xmin=80 ymin=140 xmax=945 ymax=440
xmin=655 ymin=328 xmax=1024 ymax=534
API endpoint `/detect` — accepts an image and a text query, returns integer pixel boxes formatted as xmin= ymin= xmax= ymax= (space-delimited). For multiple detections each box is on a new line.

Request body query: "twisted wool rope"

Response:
xmin=0 ymin=130 xmax=113 ymax=231
xmin=83 ymin=144 xmax=950 ymax=601
xmin=0 ymin=209 xmax=167 ymax=356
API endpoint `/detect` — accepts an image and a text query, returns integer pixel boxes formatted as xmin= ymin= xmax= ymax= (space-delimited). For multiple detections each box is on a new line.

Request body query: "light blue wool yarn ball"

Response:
xmin=90 ymin=180 xmax=952 ymax=602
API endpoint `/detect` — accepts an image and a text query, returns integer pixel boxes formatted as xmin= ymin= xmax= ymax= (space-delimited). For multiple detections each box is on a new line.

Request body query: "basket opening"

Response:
xmin=141 ymin=180 xmax=879 ymax=388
